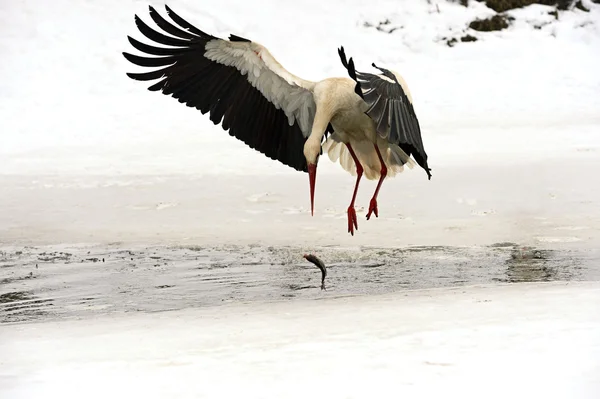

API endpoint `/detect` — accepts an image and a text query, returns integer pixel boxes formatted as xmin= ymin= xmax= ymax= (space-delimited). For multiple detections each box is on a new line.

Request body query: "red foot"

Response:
xmin=366 ymin=198 xmax=379 ymax=220
xmin=347 ymin=206 xmax=358 ymax=236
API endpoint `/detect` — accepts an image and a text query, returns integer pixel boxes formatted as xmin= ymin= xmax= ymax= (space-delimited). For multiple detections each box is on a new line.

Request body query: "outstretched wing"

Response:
xmin=338 ymin=48 xmax=431 ymax=179
xmin=123 ymin=5 xmax=319 ymax=172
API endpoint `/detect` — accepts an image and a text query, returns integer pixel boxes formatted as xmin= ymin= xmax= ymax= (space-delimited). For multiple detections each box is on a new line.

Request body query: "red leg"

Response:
xmin=366 ymin=144 xmax=388 ymax=220
xmin=345 ymin=143 xmax=363 ymax=236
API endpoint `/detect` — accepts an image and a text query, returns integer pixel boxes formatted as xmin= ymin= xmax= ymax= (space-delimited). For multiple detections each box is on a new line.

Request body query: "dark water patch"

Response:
xmin=0 ymin=291 xmax=55 ymax=323
xmin=4 ymin=298 xmax=53 ymax=312
xmin=402 ymin=246 xmax=448 ymax=253
xmin=503 ymin=247 xmax=566 ymax=283
xmin=361 ymin=262 xmax=386 ymax=268
xmin=1 ymin=272 xmax=37 ymax=285
xmin=0 ymin=243 xmax=597 ymax=325
xmin=80 ymin=297 xmax=96 ymax=302
xmin=288 ymin=284 xmax=313 ymax=291
xmin=0 ymin=291 xmax=33 ymax=303
xmin=183 ymin=246 xmax=206 ymax=252
xmin=37 ymin=252 xmax=72 ymax=262
xmin=490 ymin=242 xmax=518 ymax=248
xmin=230 ymin=280 xmax=253 ymax=286
xmin=206 ymin=263 xmax=230 ymax=269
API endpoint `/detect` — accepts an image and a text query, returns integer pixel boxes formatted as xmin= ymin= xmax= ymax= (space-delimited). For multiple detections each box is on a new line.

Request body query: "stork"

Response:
xmin=123 ymin=5 xmax=432 ymax=236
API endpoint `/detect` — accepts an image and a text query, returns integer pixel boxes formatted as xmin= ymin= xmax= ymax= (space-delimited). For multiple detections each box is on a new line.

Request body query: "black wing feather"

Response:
xmin=337 ymin=50 xmax=431 ymax=179
xmin=127 ymin=36 xmax=189 ymax=56
xmin=123 ymin=6 xmax=309 ymax=172
xmin=337 ymin=47 xmax=363 ymax=98
xmin=123 ymin=52 xmax=175 ymax=68
xmin=148 ymin=6 xmax=197 ymax=40
xmin=164 ymin=5 xmax=213 ymax=38
xmin=133 ymin=15 xmax=191 ymax=47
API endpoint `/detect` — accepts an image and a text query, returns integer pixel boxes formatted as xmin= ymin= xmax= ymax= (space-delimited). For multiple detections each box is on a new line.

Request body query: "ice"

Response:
xmin=2 ymin=243 xmax=597 ymax=325
xmin=1 ymin=1 xmax=599 ymax=246
xmin=1 ymin=282 xmax=599 ymax=398
xmin=1 ymin=0 xmax=600 ymax=397
xmin=1 ymin=156 xmax=599 ymax=248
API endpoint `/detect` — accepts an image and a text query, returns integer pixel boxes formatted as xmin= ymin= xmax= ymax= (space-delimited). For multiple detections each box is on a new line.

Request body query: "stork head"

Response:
xmin=303 ymin=139 xmax=322 ymax=217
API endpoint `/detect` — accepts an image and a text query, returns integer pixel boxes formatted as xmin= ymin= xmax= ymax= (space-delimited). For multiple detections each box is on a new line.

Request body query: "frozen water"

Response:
xmin=1 ymin=281 xmax=599 ymax=399
xmin=1 ymin=242 xmax=598 ymax=324
xmin=1 ymin=0 xmax=600 ymax=397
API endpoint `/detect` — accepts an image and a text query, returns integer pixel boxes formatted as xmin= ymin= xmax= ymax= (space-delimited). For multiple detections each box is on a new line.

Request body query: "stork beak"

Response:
xmin=308 ymin=163 xmax=317 ymax=216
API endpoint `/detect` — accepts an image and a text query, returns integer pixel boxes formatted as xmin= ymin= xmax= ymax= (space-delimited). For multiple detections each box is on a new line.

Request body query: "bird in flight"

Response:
xmin=123 ymin=5 xmax=431 ymax=236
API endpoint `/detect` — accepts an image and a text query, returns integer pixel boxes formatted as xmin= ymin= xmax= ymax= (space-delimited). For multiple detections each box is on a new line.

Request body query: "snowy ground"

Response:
xmin=2 ymin=0 xmax=600 ymax=177
xmin=1 ymin=155 xmax=599 ymax=248
xmin=1 ymin=0 xmax=599 ymax=247
xmin=1 ymin=0 xmax=600 ymax=397
xmin=1 ymin=282 xmax=599 ymax=398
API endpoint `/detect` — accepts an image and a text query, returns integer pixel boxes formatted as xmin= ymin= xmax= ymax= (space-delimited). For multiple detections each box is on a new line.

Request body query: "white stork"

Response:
xmin=123 ymin=5 xmax=432 ymax=236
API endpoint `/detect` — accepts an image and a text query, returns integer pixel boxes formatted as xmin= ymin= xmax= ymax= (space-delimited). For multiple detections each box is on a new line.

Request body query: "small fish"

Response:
xmin=303 ymin=254 xmax=327 ymax=290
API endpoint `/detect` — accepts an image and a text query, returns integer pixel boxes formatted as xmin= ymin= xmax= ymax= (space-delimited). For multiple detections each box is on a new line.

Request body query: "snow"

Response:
xmin=1 ymin=282 xmax=599 ymax=398
xmin=1 ymin=0 xmax=600 ymax=397
xmin=1 ymin=0 xmax=599 ymax=177
xmin=0 ymin=0 xmax=599 ymax=248
xmin=1 ymin=158 xmax=599 ymax=247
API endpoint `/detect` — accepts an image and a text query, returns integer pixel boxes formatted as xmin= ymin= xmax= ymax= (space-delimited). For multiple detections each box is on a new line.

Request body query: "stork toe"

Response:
xmin=366 ymin=198 xmax=379 ymax=220
xmin=347 ymin=206 xmax=358 ymax=235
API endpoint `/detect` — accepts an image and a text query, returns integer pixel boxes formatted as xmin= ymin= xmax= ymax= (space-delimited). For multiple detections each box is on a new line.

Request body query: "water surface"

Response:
xmin=1 ymin=243 xmax=598 ymax=324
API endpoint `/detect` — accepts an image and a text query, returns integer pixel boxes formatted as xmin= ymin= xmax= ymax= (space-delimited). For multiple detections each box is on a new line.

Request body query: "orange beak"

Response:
xmin=308 ymin=163 xmax=317 ymax=216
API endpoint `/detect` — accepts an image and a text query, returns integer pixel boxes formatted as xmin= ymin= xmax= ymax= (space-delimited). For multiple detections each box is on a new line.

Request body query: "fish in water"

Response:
xmin=303 ymin=254 xmax=327 ymax=290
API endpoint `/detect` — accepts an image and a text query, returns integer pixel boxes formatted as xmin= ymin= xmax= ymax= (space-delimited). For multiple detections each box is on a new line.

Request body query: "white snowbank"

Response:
xmin=1 ymin=281 xmax=599 ymax=398
xmin=1 ymin=154 xmax=599 ymax=248
xmin=1 ymin=0 xmax=599 ymax=247
xmin=1 ymin=0 xmax=599 ymax=176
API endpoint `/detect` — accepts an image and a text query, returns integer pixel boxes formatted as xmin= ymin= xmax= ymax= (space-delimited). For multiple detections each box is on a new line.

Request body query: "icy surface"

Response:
xmin=1 ymin=1 xmax=599 ymax=247
xmin=1 ymin=243 xmax=598 ymax=324
xmin=1 ymin=158 xmax=599 ymax=248
xmin=1 ymin=0 xmax=600 ymax=397
xmin=1 ymin=282 xmax=599 ymax=398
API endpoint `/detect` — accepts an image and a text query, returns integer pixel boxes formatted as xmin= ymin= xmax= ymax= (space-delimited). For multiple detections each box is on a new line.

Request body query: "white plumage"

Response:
xmin=323 ymin=138 xmax=415 ymax=180
xmin=123 ymin=5 xmax=431 ymax=236
xmin=204 ymin=40 xmax=317 ymax=134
